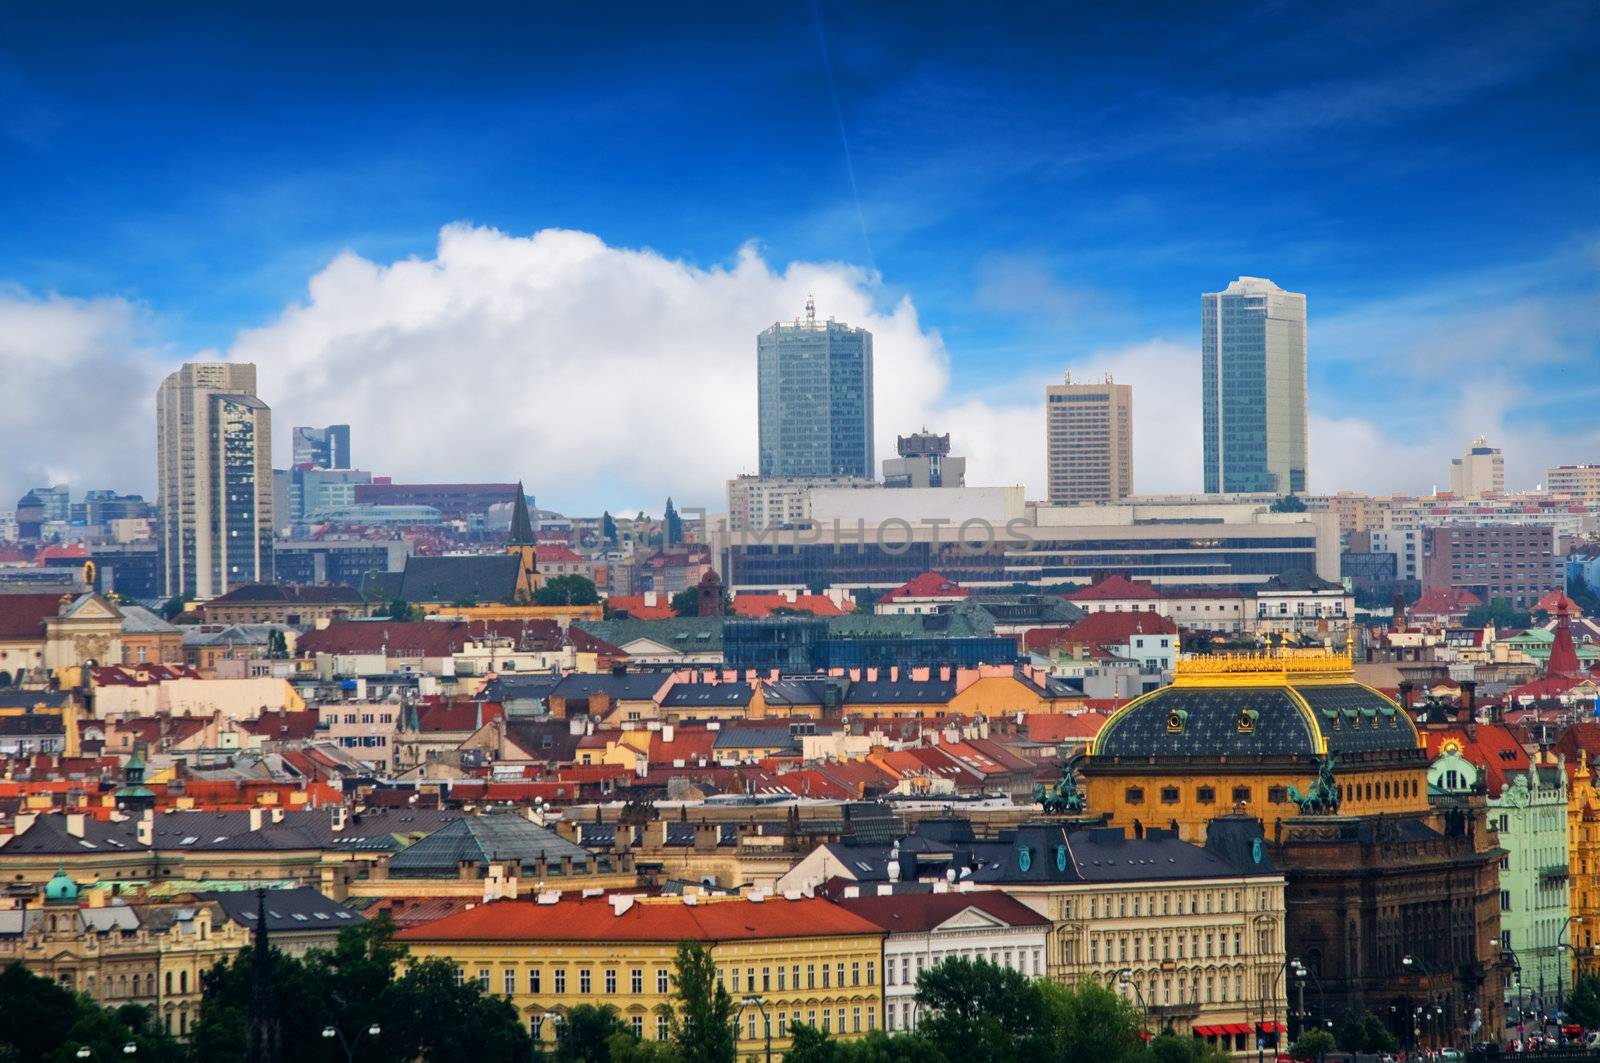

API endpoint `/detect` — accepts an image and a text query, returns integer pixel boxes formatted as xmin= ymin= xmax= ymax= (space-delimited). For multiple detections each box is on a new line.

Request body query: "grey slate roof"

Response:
xmin=396 ymin=554 xmax=522 ymax=605
xmin=661 ymin=683 xmax=754 ymax=708
xmin=119 ymin=605 xmax=180 ymax=634
xmin=198 ymin=886 xmax=363 ymax=933
xmin=575 ymin=618 xmax=726 ymax=652
xmin=386 ymin=814 xmax=590 ymax=875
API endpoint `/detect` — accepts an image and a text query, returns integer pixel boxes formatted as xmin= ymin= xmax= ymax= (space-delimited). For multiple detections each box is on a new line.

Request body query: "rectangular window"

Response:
xmin=605 ymin=969 xmax=617 ymax=994
xmin=504 ymin=969 xmax=516 ymax=995
xmin=658 ymin=969 xmax=669 ymax=994
xmin=763 ymin=967 xmax=771 ymax=992
xmin=632 ymin=969 xmax=643 ymax=994
xmin=822 ymin=964 xmax=830 ymax=988
xmin=555 ymin=969 xmax=566 ymax=994
xmin=579 ymin=970 xmax=591 ymax=994
xmin=530 ymin=969 xmax=542 ymax=994
xmin=478 ymin=969 xmax=490 ymax=990
xmin=822 ymin=1012 xmax=831 ymax=1034
xmin=852 ymin=961 xmax=860 ymax=986
xmin=732 ymin=968 xmax=742 ymax=993
xmin=631 ymin=1017 xmax=643 ymax=1038
xmin=657 ymin=1016 xmax=669 ymax=1041
xmin=808 ymin=964 xmax=816 ymax=989
xmin=777 ymin=967 xmax=787 ymax=991
xmin=866 ymin=961 xmax=875 ymax=985
xmin=853 ymin=1007 xmax=862 ymax=1032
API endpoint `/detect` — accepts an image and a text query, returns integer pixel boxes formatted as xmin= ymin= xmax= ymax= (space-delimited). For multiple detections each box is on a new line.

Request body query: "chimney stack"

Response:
xmin=1461 ymin=680 xmax=1477 ymax=723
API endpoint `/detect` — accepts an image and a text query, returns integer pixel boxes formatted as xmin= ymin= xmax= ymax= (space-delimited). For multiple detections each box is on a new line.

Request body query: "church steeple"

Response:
xmin=506 ymin=483 xmax=539 ymax=601
xmin=508 ymin=483 xmax=536 ymax=547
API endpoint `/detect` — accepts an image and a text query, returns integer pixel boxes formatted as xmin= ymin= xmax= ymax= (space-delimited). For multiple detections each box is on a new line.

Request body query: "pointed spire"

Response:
xmin=245 ymin=887 xmax=281 ymax=1063
xmin=1549 ymin=598 xmax=1581 ymax=678
xmin=507 ymin=482 xmax=535 ymax=546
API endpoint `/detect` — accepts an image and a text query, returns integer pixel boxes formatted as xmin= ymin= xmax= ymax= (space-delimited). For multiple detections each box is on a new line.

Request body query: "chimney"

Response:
xmin=136 ymin=810 xmax=153 ymax=847
xmin=1392 ymin=592 xmax=1407 ymax=633
xmin=330 ymin=805 xmax=348 ymax=832
xmin=1461 ymin=680 xmax=1477 ymax=723
xmin=249 ymin=808 xmax=264 ymax=832
xmin=662 ymin=724 xmax=675 ymax=744
xmin=66 ymin=813 xmax=86 ymax=839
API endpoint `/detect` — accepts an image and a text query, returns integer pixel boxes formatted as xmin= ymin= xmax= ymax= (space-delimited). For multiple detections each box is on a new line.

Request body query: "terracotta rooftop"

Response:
xmin=395 ymin=895 xmax=884 ymax=943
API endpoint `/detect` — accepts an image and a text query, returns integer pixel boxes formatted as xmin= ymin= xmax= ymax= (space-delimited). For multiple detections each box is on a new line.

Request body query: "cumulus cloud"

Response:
xmin=4 ymin=224 xmax=1595 ymax=516
xmin=0 ymin=289 xmax=164 ymax=501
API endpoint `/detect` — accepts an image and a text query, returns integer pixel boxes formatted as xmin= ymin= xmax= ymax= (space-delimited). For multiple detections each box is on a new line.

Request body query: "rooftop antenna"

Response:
xmin=804 ymin=293 xmax=816 ymax=324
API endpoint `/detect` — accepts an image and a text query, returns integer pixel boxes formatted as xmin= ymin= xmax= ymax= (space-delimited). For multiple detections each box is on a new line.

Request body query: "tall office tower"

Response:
xmin=1448 ymin=438 xmax=1504 ymax=497
xmin=291 ymin=424 xmax=351 ymax=469
xmin=1045 ymin=373 xmax=1133 ymax=504
xmin=1201 ymin=277 xmax=1308 ymax=495
xmin=757 ymin=297 xmax=874 ymax=478
xmin=157 ymin=362 xmax=274 ymax=599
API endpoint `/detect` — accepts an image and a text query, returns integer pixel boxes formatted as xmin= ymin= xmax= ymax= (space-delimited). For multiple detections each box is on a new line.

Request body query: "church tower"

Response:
xmin=507 ymin=483 xmax=539 ymax=602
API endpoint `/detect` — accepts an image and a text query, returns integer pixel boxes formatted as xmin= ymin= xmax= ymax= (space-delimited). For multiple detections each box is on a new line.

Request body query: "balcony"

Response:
xmin=1540 ymin=864 xmax=1570 ymax=883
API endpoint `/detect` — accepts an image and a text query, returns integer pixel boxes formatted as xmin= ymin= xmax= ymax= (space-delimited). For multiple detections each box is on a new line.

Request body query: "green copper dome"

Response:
xmin=44 ymin=866 xmax=78 ymax=903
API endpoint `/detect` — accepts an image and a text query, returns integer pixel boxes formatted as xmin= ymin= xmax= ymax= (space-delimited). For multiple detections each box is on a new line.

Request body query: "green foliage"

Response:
xmin=1464 ymin=595 xmax=1532 ymax=629
xmin=387 ymin=598 xmax=422 ymax=620
xmin=0 ymin=962 xmax=182 ymax=1063
xmin=1034 ymin=978 xmax=1147 ymax=1063
xmin=602 ymin=511 xmax=619 ymax=545
xmin=665 ymin=498 xmax=683 ymax=547
xmin=1332 ymin=1007 xmax=1397 ymax=1052
xmin=851 ymin=589 xmax=880 ymax=615
xmin=535 ymin=575 xmax=602 ymax=606
xmin=556 ymin=1004 xmax=629 ymax=1063
xmin=189 ymin=916 xmax=529 ymax=1063
xmin=1287 ymin=1028 xmax=1335 ymax=1061
xmin=610 ymin=1032 xmax=684 ymax=1063
xmin=670 ymin=588 xmax=702 ymax=618
xmin=781 ymin=1026 xmax=944 ymax=1063
xmin=1567 ymin=973 xmax=1600 ymax=1029
xmin=1147 ymin=1031 xmax=1232 ymax=1063
xmin=669 ymin=941 xmax=735 ymax=1063
xmin=1269 ymin=494 xmax=1308 ymax=512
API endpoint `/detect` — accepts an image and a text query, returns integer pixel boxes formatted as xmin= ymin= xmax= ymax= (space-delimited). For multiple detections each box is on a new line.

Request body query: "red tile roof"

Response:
xmin=416 ymin=701 xmax=503 ymax=732
xmin=1408 ymin=588 xmax=1483 ymax=617
xmin=1536 ymin=590 xmax=1581 ymax=617
xmin=604 ymin=596 xmax=676 ymax=621
xmin=1063 ymin=575 xmax=1160 ymax=602
xmin=395 ymin=895 xmax=884 ymax=942
xmin=0 ymin=593 xmax=64 ymax=640
xmin=1422 ymin=723 xmax=1531 ymax=796
xmin=879 ymin=572 xmax=968 ymax=602
xmin=1024 ymin=712 xmax=1110 ymax=743
xmin=240 ymin=710 xmax=319 ymax=740
xmin=730 ymin=594 xmax=846 ymax=618
xmin=1040 ymin=612 xmax=1177 ymax=649
xmin=297 ymin=619 xmax=560 ymax=658
xmin=833 ymin=890 xmax=1050 ymax=932
xmin=537 ymin=545 xmax=586 ymax=565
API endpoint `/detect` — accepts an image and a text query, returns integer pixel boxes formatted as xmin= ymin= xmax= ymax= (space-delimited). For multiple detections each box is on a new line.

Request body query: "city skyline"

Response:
xmin=0 ymin=2 xmax=1596 ymax=513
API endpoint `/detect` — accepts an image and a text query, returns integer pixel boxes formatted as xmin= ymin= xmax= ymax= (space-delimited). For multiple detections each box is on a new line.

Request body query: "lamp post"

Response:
xmin=1114 ymin=969 xmax=1149 ymax=1043
xmin=1558 ymin=915 xmax=1582 ymax=1011
xmin=321 ymin=1022 xmax=381 ymax=1063
xmin=739 ymin=994 xmax=773 ymax=1063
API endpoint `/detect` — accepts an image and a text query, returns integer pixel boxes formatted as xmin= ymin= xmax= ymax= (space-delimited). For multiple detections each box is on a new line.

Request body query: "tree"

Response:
xmin=664 ymin=498 xmax=683 ymax=547
xmin=1464 ymin=595 xmax=1532 ymax=630
xmin=670 ymin=588 xmax=701 ymax=618
xmin=668 ymin=941 xmax=735 ymax=1063
xmin=0 ymin=962 xmax=182 ymax=1063
xmin=190 ymin=917 xmax=529 ymax=1063
xmin=1270 ymin=494 xmax=1308 ymax=513
xmin=852 ymin=589 xmax=880 ymax=615
xmin=610 ymin=1033 xmax=684 ymax=1063
xmin=1332 ymin=1007 xmax=1396 ymax=1053
xmin=159 ymin=595 xmax=185 ymax=620
xmin=913 ymin=957 xmax=1046 ymax=1063
xmin=1033 ymin=978 xmax=1146 ymax=1063
xmin=1147 ymin=1031 xmax=1232 ymax=1063
xmin=602 ymin=511 xmax=619 ymax=546
xmin=1287 ymin=1028 xmax=1335 ymax=1062
xmin=1568 ymin=973 xmax=1600 ymax=1028
xmin=556 ymin=1004 xmax=630 ymax=1063
xmin=535 ymin=575 xmax=602 ymax=606
xmin=781 ymin=1026 xmax=944 ymax=1063
xmin=387 ymin=598 xmax=420 ymax=621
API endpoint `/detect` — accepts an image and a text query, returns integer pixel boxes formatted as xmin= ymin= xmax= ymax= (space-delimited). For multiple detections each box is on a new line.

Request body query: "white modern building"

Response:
xmin=1449 ymin=438 xmax=1505 ymax=497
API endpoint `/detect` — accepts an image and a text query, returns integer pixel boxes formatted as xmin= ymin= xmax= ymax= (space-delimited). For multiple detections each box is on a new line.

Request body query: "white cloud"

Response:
xmin=0 ymin=289 xmax=163 ymax=501
xmin=4 ymin=225 xmax=1594 ymax=517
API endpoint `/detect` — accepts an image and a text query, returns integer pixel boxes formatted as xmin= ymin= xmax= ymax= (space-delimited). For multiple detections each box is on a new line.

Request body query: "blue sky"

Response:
xmin=1 ymin=1 xmax=1597 ymax=510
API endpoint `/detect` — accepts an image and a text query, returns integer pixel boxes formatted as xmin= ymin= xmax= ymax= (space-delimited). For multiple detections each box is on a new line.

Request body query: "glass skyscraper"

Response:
xmin=1201 ymin=276 xmax=1307 ymax=495
xmin=757 ymin=298 xmax=874 ymax=478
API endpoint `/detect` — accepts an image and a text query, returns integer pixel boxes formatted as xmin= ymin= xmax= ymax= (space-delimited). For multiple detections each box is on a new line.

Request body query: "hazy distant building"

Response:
xmin=757 ymin=297 xmax=874 ymax=478
xmin=1449 ymin=438 xmax=1504 ymax=497
xmin=156 ymin=362 xmax=274 ymax=599
xmin=725 ymin=474 xmax=877 ymax=532
xmin=1045 ymin=373 xmax=1132 ymax=504
xmin=292 ymin=424 xmax=351 ymax=469
xmin=1547 ymin=465 xmax=1600 ymax=503
xmin=27 ymin=485 xmax=71 ymax=523
xmin=883 ymin=431 xmax=965 ymax=489
xmin=1201 ymin=277 xmax=1307 ymax=495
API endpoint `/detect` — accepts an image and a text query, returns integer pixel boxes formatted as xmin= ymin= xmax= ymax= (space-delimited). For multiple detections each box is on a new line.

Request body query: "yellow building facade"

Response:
xmin=396 ymin=894 xmax=885 ymax=1052
xmin=1568 ymin=752 xmax=1600 ymax=977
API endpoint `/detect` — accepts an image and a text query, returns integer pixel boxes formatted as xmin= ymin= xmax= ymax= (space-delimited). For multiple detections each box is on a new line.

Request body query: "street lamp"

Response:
xmin=739 ymin=994 xmax=773 ymax=1063
xmin=321 ymin=1022 xmax=381 ymax=1063
xmin=1114 ymin=969 xmax=1149 ymax=1043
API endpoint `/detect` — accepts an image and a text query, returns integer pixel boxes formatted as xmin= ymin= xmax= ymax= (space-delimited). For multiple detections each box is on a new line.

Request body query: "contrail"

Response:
xmin=812 ymin=0 xmax=877 ymax=276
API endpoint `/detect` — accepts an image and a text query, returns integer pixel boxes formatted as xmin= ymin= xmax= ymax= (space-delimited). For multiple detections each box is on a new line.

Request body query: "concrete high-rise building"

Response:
xmin=883 ymin=431 xmax=965 ymax=489
xmin=1201 ymin=277 xmax=1307 ymax=495
xmin=156 ymin=362 xmax=274 ymax=599
xmin=292 ymin=424 xmax=351 ymax=469
xmin=1547 ymin=465 xmax=1600 ymax=502
xmin=757 ymin=297 xmax=874 ymax=478
xmin=1448 ymin=437 xmax=1504 ymax=497
xmin=1045 ymin=373 xmax=1132 ymax=504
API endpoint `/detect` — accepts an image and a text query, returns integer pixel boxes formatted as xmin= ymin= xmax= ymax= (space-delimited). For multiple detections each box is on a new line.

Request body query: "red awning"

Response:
xmin=1192 ymin=1026 xmax=1220 ymax=1037
xmin=1226 ymin=1023 xmax=1253 ymax=1035
xmin=1257 ymin=1021 xmax=1285 ymax=1033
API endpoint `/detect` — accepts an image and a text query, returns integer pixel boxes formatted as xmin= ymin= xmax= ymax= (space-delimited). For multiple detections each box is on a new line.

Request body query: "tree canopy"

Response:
xmin=1464 ymin=595 xmax=1533 ymax=629
xmin=0 ymin=962 xmax=185 ymax=1063
xmin=535 ymin=574 xmax=601 ymax=606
